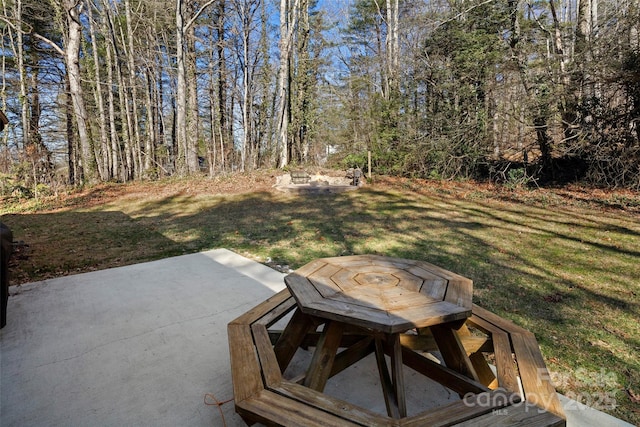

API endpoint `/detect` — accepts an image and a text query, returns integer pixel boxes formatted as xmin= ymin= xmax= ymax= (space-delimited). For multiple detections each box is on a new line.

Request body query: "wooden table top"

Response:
xmin=284 ymin=255 xmax=473 ymax=334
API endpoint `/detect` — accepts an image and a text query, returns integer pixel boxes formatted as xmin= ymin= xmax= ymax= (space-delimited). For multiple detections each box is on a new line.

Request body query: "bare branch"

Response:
xmin=185 ymin=0 xmax=218 ymax=30
xmin=435 ymin=0 xmax=497 ymax=29
xmin=0 ymin=14 xmax=64 ymax=56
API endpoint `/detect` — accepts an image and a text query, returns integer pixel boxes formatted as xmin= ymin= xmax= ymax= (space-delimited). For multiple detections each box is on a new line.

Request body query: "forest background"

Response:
xmin=1 ymin=0 xmax=639 ymax=193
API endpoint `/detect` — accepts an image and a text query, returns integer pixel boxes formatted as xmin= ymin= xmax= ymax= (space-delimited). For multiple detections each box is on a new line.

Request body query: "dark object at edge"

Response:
xmin=0 ymin=110 xmax=8 ymax=132
xmin=1 ymin=221 xmax=13 ymax=328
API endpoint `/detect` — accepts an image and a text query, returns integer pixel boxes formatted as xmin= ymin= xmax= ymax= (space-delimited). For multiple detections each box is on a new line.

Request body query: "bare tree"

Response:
xmin=45 ymin=0 xmax=98 ymax=184
xmin=87 ymin=0 xmax=109 ymax=181
xmin=275 ymin=0 xmax=300 ymax=168
xmin=175 ymin=0 xmax=217 ymax=174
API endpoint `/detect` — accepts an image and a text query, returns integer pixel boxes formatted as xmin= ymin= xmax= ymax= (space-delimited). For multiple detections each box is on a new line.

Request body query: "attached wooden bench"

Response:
xmin=228 ymin=290 xmax=565 ymax=426
xmin=462 ymin=304 xmax=565 ymax=419
xmin=401 ymin=304 xmax=565 ymax=419
xmin=229 ymin=290 xmax=383 ymax=426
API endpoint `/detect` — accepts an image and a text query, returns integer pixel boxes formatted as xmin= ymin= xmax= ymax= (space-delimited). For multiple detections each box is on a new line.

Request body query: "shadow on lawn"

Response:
xmin=128 ymin=186 xmax=639 ymax=318
xmin=2 ymin=210 xmax=183 ymax=284
xmin=152 ymin=186 xmax=637 ymax=423
xmin=3 ymin=184 xmax=638 ymax=423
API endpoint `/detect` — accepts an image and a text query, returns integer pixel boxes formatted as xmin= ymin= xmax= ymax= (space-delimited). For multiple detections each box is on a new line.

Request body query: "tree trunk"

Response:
xmin=576 ymin=0 xmax=596 ymax=97
xmin=101 ymin=0 xmax=122 ymax=180
xmin=275 ymin=0 xmax=300 ymax=168
xmin=176 ymin=0 xmax=216 ymax=174
xmin=255 ymin=0 xmax=272 ymax=168
xmin=509 ymin=0 xmax=553 ymax=173
xmin=109 ymin=12 xmax=133 ymax=181
xmin=87 ymin=1 xmax=109 ymax=180
xmin=65 ymin=76 xmax=78 ymax=185
xmin=65 ymin=0 xmax=97 ymax=184
xmin=124 ymin=0 xmax=143 ymax=179
xmin=207 ymin=26 xmax=219 ymax=177
xmin=216 ymin=0 xmax=228 ymax=172
xmin=16 ymin=0 xmax=30 ymax=151
xmin=240 ymin=2 xmax=250 ymax=172
xmin=144 ymin=69 xmax=156 ymax=176
xmin=176 ymin=0 xmax=188 ymax=174
xmin=236 ymin=0 xmax=260 ymax=171
xmin=186 ymin=16 xmax=199 ymax=173
xmin=385 ymin=0 xmax=399 ymax=97
xmin=106 ymin=30 xmax=122 ymax=180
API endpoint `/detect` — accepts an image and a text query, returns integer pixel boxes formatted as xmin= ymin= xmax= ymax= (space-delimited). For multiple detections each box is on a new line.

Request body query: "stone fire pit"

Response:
xmin=274 ymin=171 xmax=362 ymax=194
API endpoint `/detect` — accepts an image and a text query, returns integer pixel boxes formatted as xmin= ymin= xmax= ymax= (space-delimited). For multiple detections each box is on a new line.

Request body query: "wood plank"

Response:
xmin=469 ymin=351 xmax=498 ymax=389
xmin=465 ymin=313 xmax=504 ymax=335
xmin=470 ymin=304 xmax=531 ymax=335
xmin=400 ymin=347 xmax=489 ymax=396
xmin=405 ymin=265 xmax=450 ymax=300
xmin=491 ymin=329 xmax=521 ymax=395
xmin=391 ymin=269 xmax=429 ymax=292
xmin=375 ymin=337 xmax=401 ymax=419
xmin=300 ymin=298 xmax=469 ymax=334
xmin=359 ymin=255 xmax=414 ymax=270
xmin=273 ymin=308 xmax=315 ymax=372
xmin=393 ymin=301 xmax=471 ymax=330
xmin=466 ymin=313 xmax=520 ymax=395
xmin=412 ymin=259 xmax=472 ymax=283
xmin=457 ymin=324 xmax=472 ymax=336
xmin=322 ymin=254 xmax=378 ymax=268
xmin=318 ymin=270 xmax=358 ymax=297
xmin=511 ymin=332 xmax=565 ymax=418
xmin=227 ymin=323 xmax=264 ymax=402
xmin=390 ymin=333 xmax=407 ymax=417
xmin=340 ymin=264 xmax=404 ymax=274
xmin=251 ymin=323 xmax=282 ymax=387
xmin=430 ymin=323 xmax=480 ymax=382
xmin=253 ymin=295 xmax=297 ymax=327
xmin=307 ymin=263 xmax=344 ymax=297
xmin=400 ymin=333 xmax=493 ymax=354
xmin=301 ymin=298 xmax=394 ymax=331
xmin=450 ymin=401 xmax=565 ymax=427
xmin=270 ymin=330 xmax=370 ymax=349
xmin=236 ymin=389 xmax=378 ymax=427
xmin=330 ymin=336 xmax=375 ymax=377
xmin=291 ymin=258 xmax=328 ymax=277
xmin=271 ymin=382 xmax=398 ymax=427
xmin=304 ymin=320 xmax=344 ymax=391
xmin=285 ymin=273 xmax=324 ymax=307
xmin=401 ymin=389 xmax=520 ymax=427
xmin=468 ymin=309 xmax=564 ymax=419
xmin=229 ymin=289 xmax=292 ymax=326
xmin=443 ymin=276 xmax=474 ymax=310
xmin=325 ymin=288 xmax=393 ymax=310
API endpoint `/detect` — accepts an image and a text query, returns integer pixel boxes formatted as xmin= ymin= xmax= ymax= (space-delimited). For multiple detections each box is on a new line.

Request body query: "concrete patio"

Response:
xmin=0 ymin=249 xmax=632 ymax=426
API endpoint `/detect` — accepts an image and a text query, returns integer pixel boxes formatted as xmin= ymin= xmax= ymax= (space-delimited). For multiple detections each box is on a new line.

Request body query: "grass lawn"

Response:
xmin=2 ymin=172 xmax=639 ymax=424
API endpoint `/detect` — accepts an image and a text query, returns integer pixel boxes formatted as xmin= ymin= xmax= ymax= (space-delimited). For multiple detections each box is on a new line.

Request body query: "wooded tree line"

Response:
xmin=1 ymin=0 xmax=639 ymax=192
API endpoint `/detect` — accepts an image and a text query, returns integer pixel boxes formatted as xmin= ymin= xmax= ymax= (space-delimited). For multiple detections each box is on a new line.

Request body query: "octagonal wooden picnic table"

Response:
xmin=284 ymin=255 xmax=475 ymax=418
xmin=228 ymin=255 xmax=565 ymax=426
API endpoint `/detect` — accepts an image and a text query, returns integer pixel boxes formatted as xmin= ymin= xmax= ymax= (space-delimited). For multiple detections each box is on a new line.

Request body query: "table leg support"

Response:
xmin=374 ymin=336 xmax=407 ymax=419
xmin=304 ymin=320 xmax=344 ymax=392
xmin=430 ymin=323 xmax=480 ymax=382
xmin=390 ymin=334 xmax=407 ymax=417
xmin=274 ymin=308 xmax=315 ymax=372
